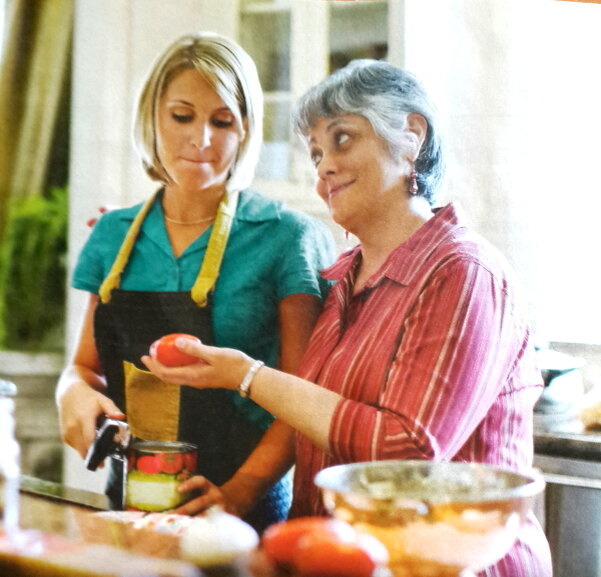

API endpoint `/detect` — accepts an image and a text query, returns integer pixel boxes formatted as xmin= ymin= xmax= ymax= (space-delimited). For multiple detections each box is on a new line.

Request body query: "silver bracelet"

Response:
xmin=237 ymin=360 xmax=265 ymax=398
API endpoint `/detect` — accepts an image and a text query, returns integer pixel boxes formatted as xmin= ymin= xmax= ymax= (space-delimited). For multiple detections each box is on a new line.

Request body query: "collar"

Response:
xmin=114 ymin=188 xmax=282 ymax=224
xmin=322 ymin=203 xmax=465 ymax=288
xmin=113 ymin=188 xmax=283 ymax=254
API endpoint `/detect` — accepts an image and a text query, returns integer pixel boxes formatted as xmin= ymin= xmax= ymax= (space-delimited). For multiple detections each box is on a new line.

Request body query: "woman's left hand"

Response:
xmin=172 ymin=474 xmax=257 ymax=519
xmin=171 ymin=475 xmax=227 ymax=516
xmin=141 ymin=337 xmax=251 ymax=391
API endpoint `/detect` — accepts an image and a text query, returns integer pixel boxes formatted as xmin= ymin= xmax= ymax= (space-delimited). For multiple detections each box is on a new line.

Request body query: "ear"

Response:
xmin=403 ymin=113 xmax=428 ymax=162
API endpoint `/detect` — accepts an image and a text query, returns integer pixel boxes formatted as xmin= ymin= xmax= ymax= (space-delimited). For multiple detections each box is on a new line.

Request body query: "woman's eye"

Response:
xmin=310 ymin=151 xmax=323 ymax=167
xmin=172 ymin=113 xmax=193 ymax=123
xmin=336 ymin=132 xmax=350 ymax=146
xmin=212 ymin=117 xmax=235 ymax=128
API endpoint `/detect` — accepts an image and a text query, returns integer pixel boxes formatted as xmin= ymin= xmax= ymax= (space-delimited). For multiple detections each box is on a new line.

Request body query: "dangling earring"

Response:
xmin=409 ymin=171 xmax=419 ymax=196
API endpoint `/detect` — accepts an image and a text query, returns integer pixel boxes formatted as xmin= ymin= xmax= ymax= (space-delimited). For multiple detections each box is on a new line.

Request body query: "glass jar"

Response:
xmin=0 ymin=380 xmax=20 ymax=538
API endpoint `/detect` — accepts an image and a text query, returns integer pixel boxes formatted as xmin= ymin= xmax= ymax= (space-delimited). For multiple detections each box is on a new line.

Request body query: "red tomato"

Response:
xmin=156 ymin=452 xmax=184 ymax=474
xmin=261 ymin=517 xmax=356 ymax=566
xmin=149 ymin=333 xmax=200 ymax=367
xmin=136 ymin=455 xmax=162 ymax=475
xmin=183 ymin=451 xmax=197 ymax=473
xmin=293 ymin=531 xmax=389 ymax=577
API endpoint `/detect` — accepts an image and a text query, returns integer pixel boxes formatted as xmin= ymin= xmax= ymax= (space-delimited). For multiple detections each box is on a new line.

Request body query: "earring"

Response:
xmin=409 ymin=171 xmax=419 ymax=196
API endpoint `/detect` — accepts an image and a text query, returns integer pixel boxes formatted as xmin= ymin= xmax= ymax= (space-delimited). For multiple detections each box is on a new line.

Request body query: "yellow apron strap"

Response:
xmin=98 ymin=189 xmax=238 ymax=307
xmin=191 ymin=190 xmax=239 ymax=307
xmin=98 ymin=191 xmax=159 ymax=304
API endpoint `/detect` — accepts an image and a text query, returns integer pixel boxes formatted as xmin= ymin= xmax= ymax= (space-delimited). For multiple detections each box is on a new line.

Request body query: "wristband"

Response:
xmin=237 ymin=360 xmax=265 ymax=398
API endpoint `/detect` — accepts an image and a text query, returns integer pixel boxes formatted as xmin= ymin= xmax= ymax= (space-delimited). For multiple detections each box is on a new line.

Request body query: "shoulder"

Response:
xmin=97 ymin=202 xmax=144 ymax=226
xmin=388 ymin=203 xmax=516 ymax=290
xmin=80 ymin=201 xmax=146 ymax=260
xmin=237 ymin=188 xmax=332 ymax=235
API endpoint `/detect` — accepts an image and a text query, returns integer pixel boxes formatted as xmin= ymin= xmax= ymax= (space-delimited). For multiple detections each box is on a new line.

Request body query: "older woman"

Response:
xmin=143 ymin=60 xmax=552 ymax=576
xmin=56 ymin=32 xmax=335 ymax=532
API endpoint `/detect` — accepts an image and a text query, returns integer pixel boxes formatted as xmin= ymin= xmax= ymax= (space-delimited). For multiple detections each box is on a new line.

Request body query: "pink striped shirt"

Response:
xmin=291 ymin=204 xmax=552 ymax=576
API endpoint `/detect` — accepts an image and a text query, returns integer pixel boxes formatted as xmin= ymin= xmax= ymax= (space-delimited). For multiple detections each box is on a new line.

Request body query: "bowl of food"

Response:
xmin=314 ymin=460 xmax=544 ymax=577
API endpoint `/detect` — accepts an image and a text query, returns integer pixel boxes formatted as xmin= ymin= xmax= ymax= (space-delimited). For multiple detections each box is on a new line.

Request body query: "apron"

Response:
xmin=94 ymin=189 xmax=290 ymax=531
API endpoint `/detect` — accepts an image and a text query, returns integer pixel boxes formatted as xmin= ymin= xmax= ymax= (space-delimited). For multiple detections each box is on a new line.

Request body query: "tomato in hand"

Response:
xmin=293 ymin=531 xmax=389 ymax=577
xmin=149 ymin=333 xmax=200 ymax=367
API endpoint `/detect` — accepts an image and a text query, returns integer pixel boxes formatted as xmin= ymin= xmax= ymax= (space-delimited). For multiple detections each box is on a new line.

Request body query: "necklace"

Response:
xmin=164 ymin=214 xmax=216 ymax=225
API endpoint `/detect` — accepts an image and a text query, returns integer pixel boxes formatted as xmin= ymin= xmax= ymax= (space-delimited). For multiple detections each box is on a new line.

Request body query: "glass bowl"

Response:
xmin=314 ymin=460 xmax=544 ymax=577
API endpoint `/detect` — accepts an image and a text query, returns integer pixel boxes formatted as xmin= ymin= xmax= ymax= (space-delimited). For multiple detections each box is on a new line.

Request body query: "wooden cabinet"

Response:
xmin=239 ymin=0 xmax=390 ymax=184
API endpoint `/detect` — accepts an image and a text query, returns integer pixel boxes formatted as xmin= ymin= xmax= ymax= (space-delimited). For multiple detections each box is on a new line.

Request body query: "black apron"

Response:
xmin=94 ymin=189 xmax=290 ymax=531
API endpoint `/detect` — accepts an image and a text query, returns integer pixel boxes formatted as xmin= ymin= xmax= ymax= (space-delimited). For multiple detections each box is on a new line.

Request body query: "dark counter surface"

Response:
xmin=534 ymin=409 xmax=601 ymax=462
xmin=20 ymin=475 xmax=109 ymax=511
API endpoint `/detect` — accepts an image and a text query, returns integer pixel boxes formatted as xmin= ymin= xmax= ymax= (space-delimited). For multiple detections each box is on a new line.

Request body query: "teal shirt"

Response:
xmin=72 ymin=188 xmax=336 ymax=430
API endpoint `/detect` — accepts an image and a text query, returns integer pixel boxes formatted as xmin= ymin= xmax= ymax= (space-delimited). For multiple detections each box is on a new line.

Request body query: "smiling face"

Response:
xmin=155 ymin=69 xmax=245 ymax=195
xmin=308 ymin=114 xmax=408 ymax=232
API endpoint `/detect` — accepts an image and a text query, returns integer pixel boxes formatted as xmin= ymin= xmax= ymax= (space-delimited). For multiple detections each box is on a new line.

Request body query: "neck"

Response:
xmin=353 ymin=195 xmax=433 ymax=289
xmin=161 ymin=185 xmax=224 ymax=224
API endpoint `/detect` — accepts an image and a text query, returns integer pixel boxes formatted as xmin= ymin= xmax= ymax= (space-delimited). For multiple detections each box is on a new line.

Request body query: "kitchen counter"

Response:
xmin=534 ymin=411 xmax=601 ymax=462
xmin=6 ymin=477 xmax=266 ymax=577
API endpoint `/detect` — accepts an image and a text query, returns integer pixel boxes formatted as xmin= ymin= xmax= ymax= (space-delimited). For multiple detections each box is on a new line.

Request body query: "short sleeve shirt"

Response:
xmin=72 ymin=188 xmax=337 ymax=430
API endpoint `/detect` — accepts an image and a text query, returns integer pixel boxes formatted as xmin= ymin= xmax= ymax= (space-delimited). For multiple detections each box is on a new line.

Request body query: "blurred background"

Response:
xmin=0 ymin=0 xmax=600 ymax=492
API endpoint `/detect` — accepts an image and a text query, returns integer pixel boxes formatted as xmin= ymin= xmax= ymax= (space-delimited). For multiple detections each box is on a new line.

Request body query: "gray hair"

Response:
xmin=293 ymin=59 xmax=445 ymax=205
xmin=133 ymin=32 xmax=263 ymax=192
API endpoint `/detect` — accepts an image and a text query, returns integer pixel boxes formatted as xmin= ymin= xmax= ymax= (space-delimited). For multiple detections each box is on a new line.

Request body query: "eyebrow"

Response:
xmin=166 ymin=100 xmax=234 ymax=115
xmin=308 ymin=117 xmax=347 ymax=145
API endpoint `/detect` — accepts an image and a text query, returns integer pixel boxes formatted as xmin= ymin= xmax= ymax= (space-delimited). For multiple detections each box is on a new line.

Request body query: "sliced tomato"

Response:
xmin=149 ymin=333 xmax=200 ymax=367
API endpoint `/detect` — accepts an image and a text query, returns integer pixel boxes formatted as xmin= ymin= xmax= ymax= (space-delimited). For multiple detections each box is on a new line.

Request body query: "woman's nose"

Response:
xmin=192 ymin=123 xmax=212 ymax=149
xmin=316 ymin=152 xmax=336 ymax=179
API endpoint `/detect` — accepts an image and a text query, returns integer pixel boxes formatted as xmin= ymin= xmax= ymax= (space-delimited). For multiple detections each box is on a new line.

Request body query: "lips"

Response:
xmin=328 ymin=180 xmax=354 ymax=198
xmin=182 ymin=157 xmax=211 ymax=164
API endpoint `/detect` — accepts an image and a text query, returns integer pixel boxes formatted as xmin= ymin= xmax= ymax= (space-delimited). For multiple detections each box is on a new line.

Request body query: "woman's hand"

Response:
xmin=141 ymin=337 xmax=252 ymax=391
xmin=172 ymin=473 xmax=264 ymax=519
xmin=56 ymin=377 xmax=124 ymax=459
xmin=86 ymin=205 xmax=119 ymax=228
xmin=171 ymin=476 xmax=228 ymax=516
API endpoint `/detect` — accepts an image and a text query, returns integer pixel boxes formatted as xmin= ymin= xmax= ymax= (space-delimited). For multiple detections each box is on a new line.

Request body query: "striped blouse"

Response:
xmin=290 ymin=203 xmax=552 ymax=577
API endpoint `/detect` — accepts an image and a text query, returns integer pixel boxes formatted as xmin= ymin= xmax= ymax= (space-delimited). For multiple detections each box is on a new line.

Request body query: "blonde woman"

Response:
xmin=56 ymin=32 xmax=335 ymax=531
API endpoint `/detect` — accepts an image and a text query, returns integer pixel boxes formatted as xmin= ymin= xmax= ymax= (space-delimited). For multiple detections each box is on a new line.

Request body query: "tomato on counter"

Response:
xmin=149 ymin=333 xmax=200 ymax=367
xmin=261 ymin=516 xmax=388 ymax=577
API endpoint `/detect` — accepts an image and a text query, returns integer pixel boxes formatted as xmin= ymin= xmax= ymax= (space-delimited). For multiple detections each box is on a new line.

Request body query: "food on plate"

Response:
xmin=73 ymin=508 xmax=259 ymax=568
xmin=261 ymin=516 xmax=388 ymax=577
xmin=180 ymin=507 xmax=259 ymax=567
xmin=149 ymin=333 xmax=201 ymax=367
xmin=1 ymin=525 xmax=198 ymax=576
xmin=580 ymin=401 xmax=601 ymax=430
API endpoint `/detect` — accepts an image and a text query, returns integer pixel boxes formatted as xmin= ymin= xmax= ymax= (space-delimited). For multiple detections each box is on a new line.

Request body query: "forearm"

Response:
xmin=246 ymin=365 xmax=342 ymax=452
xmin=219 ymin=419 xmax=295 ymax=516
xmin=56 ymin=364 xmax=107 ymax=402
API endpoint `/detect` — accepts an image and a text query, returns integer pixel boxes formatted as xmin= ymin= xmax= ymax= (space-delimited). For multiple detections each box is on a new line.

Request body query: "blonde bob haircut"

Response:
xmin=133 ymin=32 xmax=263 ymax=192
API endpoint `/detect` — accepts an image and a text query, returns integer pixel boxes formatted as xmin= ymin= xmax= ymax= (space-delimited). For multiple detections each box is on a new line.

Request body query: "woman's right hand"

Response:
xmin=57 ymin=377 xmax=125 ymax=459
